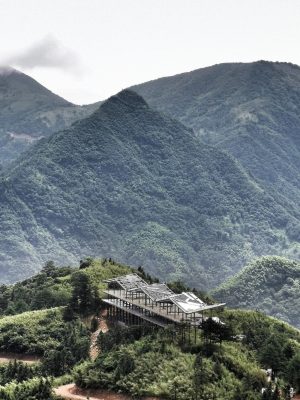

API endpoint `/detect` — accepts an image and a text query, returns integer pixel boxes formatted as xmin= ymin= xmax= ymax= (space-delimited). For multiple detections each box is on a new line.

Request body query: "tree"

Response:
xmin=287 ymin=352 xmax=300 ymax=392
xmin=41 ymin=260 xmax=56 ymax=276
xmin=115 ymin=350 xmax=135 ymax=380
xmin=193 ymin=353 xmax=215 ymax=398
xmin=260 ymin=335 xmax=284 ymax=374
xmin=69 ymin=271 xmax=101 ymax=316
xmin=201 ymin=318 xmax=232 ymax=345
xmin=79 ymin=257 xmax=94 ymax=269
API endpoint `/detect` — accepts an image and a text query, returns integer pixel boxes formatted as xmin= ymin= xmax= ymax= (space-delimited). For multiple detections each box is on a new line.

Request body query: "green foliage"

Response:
xmin=134 ymin=61 xmax=300 ymax=246
xmin=286 ymin=352 xmax=300 ymax=391
xmin=213 ymin=256 xmax=300 ymax=327
xmin=0 ymin=262 xmax=300 ymax=398
xmin=74 ymin=306 xmax=300 ymax=399
xmin=0 ymin=258 xmax=130 ymax=317
xmin=69 ymin=270 xmax=101 ymax=317
xmin=221 ymin=309 xmax=300 ymax=382
xmin=0 ymin=262 xmax=73 ymax=316
xmin=74 ymin=334 xmax=264 ymax=400
xmin=0 ymin=90 xmax=298 ymax=290
xmin=0 ymin=308 xmax=89 ymax=358
xmin=0 ymin=377 xmax=54 ymax=400
xmin=201 ymin=317 xmax=233 ymax=344
xmin=97 ymin=323 xmax=154 ymax=353
xmin=0 ymin=361 xmax=39 ymax=386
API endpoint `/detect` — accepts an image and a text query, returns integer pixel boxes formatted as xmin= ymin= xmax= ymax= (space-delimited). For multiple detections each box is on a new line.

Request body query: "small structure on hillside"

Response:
xmin=103 ymin=273 xmax=225 ymax=343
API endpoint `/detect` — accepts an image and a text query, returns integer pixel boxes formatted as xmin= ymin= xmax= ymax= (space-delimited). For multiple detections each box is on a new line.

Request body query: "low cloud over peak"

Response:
xmin=4 ymin=36 xmax=83 ymax=74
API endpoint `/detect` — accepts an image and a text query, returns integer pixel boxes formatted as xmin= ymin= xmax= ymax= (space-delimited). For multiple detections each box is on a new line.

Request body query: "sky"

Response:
xmin=0 ymin=0 xmax=300 ymax=104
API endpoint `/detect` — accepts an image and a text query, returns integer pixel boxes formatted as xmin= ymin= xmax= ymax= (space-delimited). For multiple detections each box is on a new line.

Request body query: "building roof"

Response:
xmin=104 ymin=274 xmax=225 ymax=314
xmin=137 ymin=283 xmax=175 ymax=302
xmin=168 ymin=292 xmax=225 ymax=314
xmin=168 ymin=292 xmax=206 ymax=313
xmin=104 ymin=273 xmax=148 ymax=291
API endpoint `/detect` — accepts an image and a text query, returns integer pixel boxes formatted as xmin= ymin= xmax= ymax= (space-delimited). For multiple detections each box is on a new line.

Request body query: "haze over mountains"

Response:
xmin=0 ymin=66 xmax=100 ymax=165
xmin=1 ymin=61 xmax=300 ymax=289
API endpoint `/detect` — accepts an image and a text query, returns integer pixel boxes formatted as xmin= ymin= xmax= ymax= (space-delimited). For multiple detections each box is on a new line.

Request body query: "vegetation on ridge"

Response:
xmin=0 ymin=260 xmax=298 ymax=399
xmin=0 ymin=89 xmax=299 ymax=289
xmin=134 ymin=61 xmax=300 ymax=243
xmin=213 ymin=256 xmax=300 ymax=328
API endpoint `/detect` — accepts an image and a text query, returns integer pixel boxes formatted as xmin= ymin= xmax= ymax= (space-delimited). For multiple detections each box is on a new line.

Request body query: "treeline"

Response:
xmin=0 ymin=258 xmax=130 ymax=317
xmin=0 ymin=261 xmax=73 ymax=316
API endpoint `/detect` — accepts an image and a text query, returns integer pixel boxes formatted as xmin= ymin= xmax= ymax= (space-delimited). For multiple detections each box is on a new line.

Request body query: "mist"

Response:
xmin=4 ymin=36 xmax=82 ymax=74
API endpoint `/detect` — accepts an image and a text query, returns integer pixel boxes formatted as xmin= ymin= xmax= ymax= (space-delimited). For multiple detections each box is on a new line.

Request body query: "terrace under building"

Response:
xmin=103 ymin=273 xmax=225 ymax=343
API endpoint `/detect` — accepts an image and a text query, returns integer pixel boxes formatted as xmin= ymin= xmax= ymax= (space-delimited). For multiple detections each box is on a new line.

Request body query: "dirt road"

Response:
xmin=0 ymin=353 xmax=40 ymax=364
xmin=54 ymin=384 xmax=159 ymax=400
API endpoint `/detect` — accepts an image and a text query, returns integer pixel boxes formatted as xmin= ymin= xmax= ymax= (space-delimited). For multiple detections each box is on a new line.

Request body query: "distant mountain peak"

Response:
xmin=0 ymin=67 xmax=101 ymax=165
xmin=102 ymin=89 xmax=148 ymax=111
xmin=0 ymin=65 xmax=19 ymax=76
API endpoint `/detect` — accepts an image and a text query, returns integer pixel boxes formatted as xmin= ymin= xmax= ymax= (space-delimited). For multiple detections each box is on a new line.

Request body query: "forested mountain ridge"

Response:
xmin=0 ymin=66 xmax=100 ymax=165
xmin=0 ymin=89 xmax=299 ymax=286
xmin=212 ymin=256 xmax=300 ymax=327
xmin=133 ymin=61 xmax=300 ymax=220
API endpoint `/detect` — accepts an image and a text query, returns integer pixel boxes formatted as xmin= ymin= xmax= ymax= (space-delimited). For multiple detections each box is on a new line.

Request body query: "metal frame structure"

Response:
xmin=103 ymin=274 xmax=225 ymax=343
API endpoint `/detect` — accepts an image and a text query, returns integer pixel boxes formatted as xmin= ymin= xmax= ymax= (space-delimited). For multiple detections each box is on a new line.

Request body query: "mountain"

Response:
xmin=0 ymin=66 xmax=100 ymax=165
xmin=0 ymin=89 xmax=299 ymax=286
xmin=133 ymin=61 xmax=300 ymax=224
xmin=212 ymin=256 xmax=300 ymax=327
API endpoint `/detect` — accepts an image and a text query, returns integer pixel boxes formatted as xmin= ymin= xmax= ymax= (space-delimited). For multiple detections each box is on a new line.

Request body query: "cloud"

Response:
xmin=0 ymin=66 xmax=17 ymax=76
xmin=4 ymin=36 xmax=83 ymax=74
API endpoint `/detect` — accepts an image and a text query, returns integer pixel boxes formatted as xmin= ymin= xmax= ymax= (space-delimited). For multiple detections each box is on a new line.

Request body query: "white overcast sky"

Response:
xmin=0 ymin=0 xmax=300 ymax=104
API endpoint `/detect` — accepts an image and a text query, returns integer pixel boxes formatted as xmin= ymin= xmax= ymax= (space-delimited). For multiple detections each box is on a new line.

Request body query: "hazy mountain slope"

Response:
xmin=0 ymin=89 xmax=299 ymax=286
xmin=133 ymin=61 xmax=300 ymax=215
xmin=212 ymin=256 xmax=300 ymax=327
xmin=0 ymin=66 xmax=100 ymax=165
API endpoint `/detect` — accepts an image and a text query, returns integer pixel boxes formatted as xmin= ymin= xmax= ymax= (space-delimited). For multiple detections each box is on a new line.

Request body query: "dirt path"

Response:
xmin=54 ymin=384 xmax=132 ymax=400
xmin=90 ymin=312 xmax=108 ymax=360
xmin=56 ymin=315 xmax=159 ymax=400
xmin=0 ymin=352 xmax=40 ymax=364
xmin=54 ymin=383 xmax=159 ymax=400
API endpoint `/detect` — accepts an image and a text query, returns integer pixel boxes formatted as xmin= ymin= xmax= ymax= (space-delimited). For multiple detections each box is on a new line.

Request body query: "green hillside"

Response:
xmin=0 ymin=90 xmax=299 ymax=286
xmin=213 ymin=256 xmax=300 ymax=327
xmin=0 ymin=260 xmax=299 ymax=399
xmin=75 ymin=309 xmax=300 ymax=400
xmin=0 ymin=67 xmax=100 ymax=165
xmin=133 ymin=61 xmax=300 ymax=214
xmin=0 ymin=258 xmax=130 ymax=316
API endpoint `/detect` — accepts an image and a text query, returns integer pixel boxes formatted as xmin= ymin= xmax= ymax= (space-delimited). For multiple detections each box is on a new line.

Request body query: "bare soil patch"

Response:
xmin=0 ymin=352 xmax=40 ymax=364
xmin=54 ymin=383 xmax=159 ymax=400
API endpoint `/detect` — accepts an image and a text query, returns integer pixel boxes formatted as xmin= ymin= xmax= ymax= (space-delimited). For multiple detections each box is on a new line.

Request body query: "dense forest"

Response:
xmin=213 ymin=256 xmax=300 ymax=328
xmin=0 ymin=259 xmax=298 ymax=399
xmin=0 ymin=89 xmax=299 ymax=289
xmin=134 ymin=61 xmax=300 ymax=214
